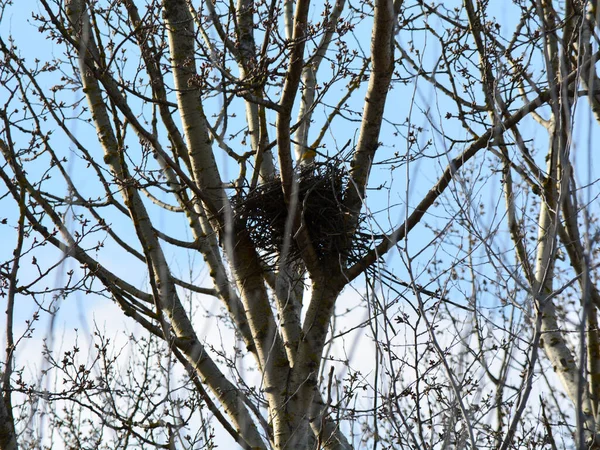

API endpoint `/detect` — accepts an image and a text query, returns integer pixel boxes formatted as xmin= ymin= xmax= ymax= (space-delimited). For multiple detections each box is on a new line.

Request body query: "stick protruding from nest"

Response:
xmin=231 ymin=160 xmax=371 ymax=269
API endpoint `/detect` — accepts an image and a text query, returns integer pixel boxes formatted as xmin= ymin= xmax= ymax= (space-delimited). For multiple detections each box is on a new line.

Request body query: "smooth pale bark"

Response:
xmin=344 ymin=0 xmax=395 ymax=216
xmin=463 ymin=7 xmax=596 ymax=434
xmin=294 ymin=0 xmax=346 ymax=163
xmin=272 ymin=264 xmax=304 ymax=364
xmin=233 ymin=0 xmax=305 ymax=368
xmin=535 ymin=165 xmax=597 ymax=442
xmin=65 ymin=2 xmax=267 ymax=447
xmin=533 ymin=2 xmax=597 ymax=443
xmin=162 ymin=0 xmax=225 ymax=215
xmin=162 ymin=3 xmax=291 ymax=441
xmin=277 ymin=4 xmax=394 ymax=446
xmin=236 ymin=0 xmax=276 ymax=181
xmin=271 ymin=4 xmax=394 ymax=447
xmin=277 ymin=280 xmax=344 ymax=449
xmin=276 ymin=0 xmax=311 ymax=203
xmin=579 ymin=2 xmax=600 ymax=124
xmin=125 ymin=2 xmax=252 ymax=350
xmin=144 ymin=4 xmax=296 ymax=444
xmin=123 ymin=0 xmax=190 ymax=170
xmin=166 ymin=0 xmax=297 ymax=445
xmin=560 ymin=188 xmax=600 ymax=415
xmin=275 ymin=0 xmax=323 ymax=285
xmin=283 ymin=0 xmax=294 ymax=41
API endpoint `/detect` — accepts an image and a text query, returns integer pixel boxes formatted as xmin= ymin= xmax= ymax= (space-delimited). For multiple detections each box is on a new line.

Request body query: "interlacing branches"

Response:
xmin=1 ymin=0 xmax=600 ymax=449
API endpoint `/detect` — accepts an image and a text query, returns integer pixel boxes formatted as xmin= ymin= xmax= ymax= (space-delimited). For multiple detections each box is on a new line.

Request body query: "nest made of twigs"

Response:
xmin=231 ymin=161 xmax=371 ymax=268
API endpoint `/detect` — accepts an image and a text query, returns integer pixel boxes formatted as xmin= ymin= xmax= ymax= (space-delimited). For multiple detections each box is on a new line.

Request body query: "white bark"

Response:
xmin=294 ymin=0 xmax=346 ymax=163
xmin=65 ymin=1 xmax=267 ymax=447
xmin=345 ymin=0 xmax=395 ymax=216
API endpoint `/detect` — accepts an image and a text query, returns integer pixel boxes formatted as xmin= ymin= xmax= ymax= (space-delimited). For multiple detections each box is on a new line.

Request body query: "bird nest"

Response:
xmin=231 ymin=162 xmax=371 ymax=269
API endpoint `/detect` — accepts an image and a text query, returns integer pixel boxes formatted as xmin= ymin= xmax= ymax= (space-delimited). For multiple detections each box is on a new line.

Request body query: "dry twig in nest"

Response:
xmin=231 ymin=161 xmax=374 ymax=269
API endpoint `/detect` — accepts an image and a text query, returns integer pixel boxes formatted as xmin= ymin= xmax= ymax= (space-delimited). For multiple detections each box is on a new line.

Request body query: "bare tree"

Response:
xmin=1 ymin=0 xmax=600 ymax=449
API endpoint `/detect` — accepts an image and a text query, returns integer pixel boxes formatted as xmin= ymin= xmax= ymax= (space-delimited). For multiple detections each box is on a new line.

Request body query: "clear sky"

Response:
xmin=1 ymin=1 xmax=599 ymax=448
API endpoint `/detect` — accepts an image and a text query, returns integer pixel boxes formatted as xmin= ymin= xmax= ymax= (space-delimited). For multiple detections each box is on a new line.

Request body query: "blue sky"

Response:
xmin=2 ymin=1 xmax=600 ymax=447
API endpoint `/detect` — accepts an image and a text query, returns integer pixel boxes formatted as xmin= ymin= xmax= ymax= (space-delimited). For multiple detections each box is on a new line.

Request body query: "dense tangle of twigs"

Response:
xmin=231 ymin=160 xmax=373 ymax=269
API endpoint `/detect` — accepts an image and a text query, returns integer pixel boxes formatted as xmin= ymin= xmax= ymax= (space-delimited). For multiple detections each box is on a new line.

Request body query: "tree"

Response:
xmin=1 ymin=0 xmax=600 ymax=448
